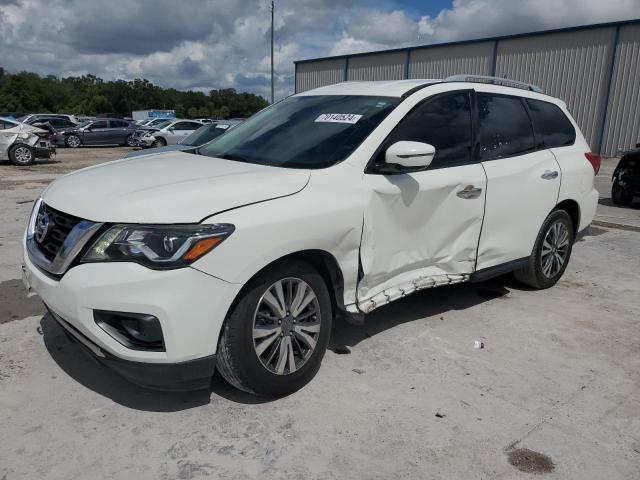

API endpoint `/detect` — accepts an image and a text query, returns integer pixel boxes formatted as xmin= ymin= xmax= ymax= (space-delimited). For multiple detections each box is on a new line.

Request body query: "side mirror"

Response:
xmin=385 ymin=141 xmax=436 ymax=169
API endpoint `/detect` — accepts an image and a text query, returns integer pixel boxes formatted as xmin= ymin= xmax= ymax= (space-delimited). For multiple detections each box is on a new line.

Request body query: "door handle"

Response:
xmin=541 ymin=170 xmax=559 ymax=180
xmin=457 ymin=185 xmax=483 ymax=199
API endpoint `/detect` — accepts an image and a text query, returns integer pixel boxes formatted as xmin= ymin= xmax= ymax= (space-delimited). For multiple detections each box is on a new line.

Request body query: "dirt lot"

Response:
xmin=1 ymin=148 xmax=639 ymax=479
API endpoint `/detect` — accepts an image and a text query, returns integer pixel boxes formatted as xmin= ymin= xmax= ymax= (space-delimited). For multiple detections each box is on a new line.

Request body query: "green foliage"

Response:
xmin=0 ymin=70 xmax=269 ymax=118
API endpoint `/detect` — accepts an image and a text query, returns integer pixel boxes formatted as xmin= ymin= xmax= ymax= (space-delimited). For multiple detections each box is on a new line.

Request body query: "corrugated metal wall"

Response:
xmin=601 ymin=23 xmax=640 ymax=155
xmin=409 ymin=41 xmax=494 ymax=78
xmin=495 ymin=27 xmax=617 ymax=151
xmin=347 ymin=52 xmax=406 ymax=81
xmin=295 ymin=58 xmax=346 ymax=94
xmin=294 ymin=20 xmax=640 ymax=155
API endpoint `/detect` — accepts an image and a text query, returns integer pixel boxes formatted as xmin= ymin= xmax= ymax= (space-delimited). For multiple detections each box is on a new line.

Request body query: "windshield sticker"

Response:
xmin=314 ymin=113 xmax=362 ymax=124
xmin=216 ymin=124 xmax=230 ymax=129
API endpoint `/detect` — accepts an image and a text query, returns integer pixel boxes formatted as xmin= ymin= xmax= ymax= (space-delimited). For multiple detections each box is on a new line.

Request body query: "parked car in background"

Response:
xmin=55 ymin=119 xmax=138 ymax=147
xmin=137 ymin=119 xmax=203 ymax=148
xmin=22 ymin=77 xmax=599 ymax=395
xmin=125 ymin=119 xmax=244 ymax=158
xmin=0 ymin=117 xmax=55 ymax=165
xmin=611 ymin=142 xmax=640 ymax=206
xmin=18 ymin=113 xmax=78 ymax=124
xmin=30 ymin=117 xmax=78 ymax=131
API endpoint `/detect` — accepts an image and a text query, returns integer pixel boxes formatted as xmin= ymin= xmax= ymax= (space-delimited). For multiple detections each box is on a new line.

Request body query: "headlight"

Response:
xmin=81 ymin=224 xmax=234 ymax=269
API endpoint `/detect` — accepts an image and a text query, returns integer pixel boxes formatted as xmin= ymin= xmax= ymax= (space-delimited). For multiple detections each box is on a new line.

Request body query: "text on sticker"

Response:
xmin=314 ymin=113 xmax=363 ymax=124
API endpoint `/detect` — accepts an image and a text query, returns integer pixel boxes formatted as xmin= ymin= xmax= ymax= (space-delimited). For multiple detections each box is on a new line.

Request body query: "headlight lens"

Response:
xmin=81 ymin=223 xmax=234 ymax=269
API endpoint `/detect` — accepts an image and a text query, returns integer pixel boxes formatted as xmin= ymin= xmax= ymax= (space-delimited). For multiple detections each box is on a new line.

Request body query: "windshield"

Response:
xmin=151 ymin=120 xmax=171 ymax=129
xmin=199 ymin=95 xmax=400 ymax=169
xmin=181 ymin=123 xmax=235 ymax=146
xmin=76 ymin=120 xmax=92 ymax=128
xmin=150 ymin=118 xmax=171 ymax=125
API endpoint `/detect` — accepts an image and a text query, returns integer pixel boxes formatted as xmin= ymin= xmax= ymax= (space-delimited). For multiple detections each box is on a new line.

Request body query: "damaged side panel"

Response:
xmin=357 ymin=164 xmax=487 ymax=312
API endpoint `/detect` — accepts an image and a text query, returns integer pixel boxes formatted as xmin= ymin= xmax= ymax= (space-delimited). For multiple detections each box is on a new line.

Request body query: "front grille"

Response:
xmin=35 ymin=203 xmax=83 ymax=261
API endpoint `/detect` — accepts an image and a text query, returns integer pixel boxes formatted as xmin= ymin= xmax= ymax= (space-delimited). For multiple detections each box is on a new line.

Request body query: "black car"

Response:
xmin=612 ymin=142 xmax=640 ymax=206
xmin=55 ymin=119 xmax=139 ymax=148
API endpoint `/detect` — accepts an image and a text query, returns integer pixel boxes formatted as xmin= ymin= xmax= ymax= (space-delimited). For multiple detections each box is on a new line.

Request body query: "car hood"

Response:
xmin=124 ymin=144 xmax=189 ymax=158
xmin=42 ymin=151 xmax=311 ymax=223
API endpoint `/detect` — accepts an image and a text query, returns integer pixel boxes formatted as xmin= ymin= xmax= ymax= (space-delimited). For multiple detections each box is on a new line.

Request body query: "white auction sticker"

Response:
xmin=314 ymin=113 xmax=362 ymax=124
xmin=216 ymin=124 xmax=230 ymax=129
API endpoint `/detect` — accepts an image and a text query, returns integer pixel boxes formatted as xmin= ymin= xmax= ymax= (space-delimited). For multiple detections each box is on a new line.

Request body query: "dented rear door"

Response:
xmin=358 ymin=90 xmax=487 ymax=311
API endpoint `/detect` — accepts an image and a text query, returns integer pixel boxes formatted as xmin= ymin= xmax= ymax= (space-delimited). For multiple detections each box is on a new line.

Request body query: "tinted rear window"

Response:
xmin=526 ymin=99 xmax=576 ymax=148
xmin=477 ymin=93 xmax=535 ymax=160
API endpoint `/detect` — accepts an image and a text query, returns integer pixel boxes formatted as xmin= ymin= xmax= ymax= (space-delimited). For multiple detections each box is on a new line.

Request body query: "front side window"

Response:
xmin=477 ymin=93 xmax=535 ymax=160
xmin=200 ymin=95 xmax=401 ymax=169
xmin=91 ymin=121 xmax=108 ymax=129
xmin=526 ymin=99 xmax=576 ymax=148
xmin=374 ymin=91 xmax=473 ymax=169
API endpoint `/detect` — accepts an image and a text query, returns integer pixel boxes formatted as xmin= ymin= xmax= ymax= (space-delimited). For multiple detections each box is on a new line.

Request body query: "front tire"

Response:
xmin=9 ymin=144 xmax=35 ymax=166
xmin=216 ymin=260 xmax=332 ymax=396
xmin=65 ymin=135 xmax=81 ymax=148
xmin=151 ymin=137 xmax=166 ymax=148
xmin=514 ymin=209 xmax=574 ymax=289
xmin=125 ymin=134 xmax=136 ymax=147
xmin=611 ymin=174 xmax=633 ymax=206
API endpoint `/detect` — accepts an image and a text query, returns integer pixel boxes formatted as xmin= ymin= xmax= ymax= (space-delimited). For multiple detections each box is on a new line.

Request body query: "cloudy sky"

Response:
xmin=1 ymin=0 xmax=639 ymax=100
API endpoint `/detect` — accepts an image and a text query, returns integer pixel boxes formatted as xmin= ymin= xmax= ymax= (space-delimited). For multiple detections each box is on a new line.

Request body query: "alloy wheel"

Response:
xmin=67 ymin=135 xmax=80 ymax=148
xmin=13 ymin=146 xmax=33 ymax=164
xmin=541 ymin=221 xmax=570 ymax=278
xmin=252 ymin=277 xmax=321 ymax=375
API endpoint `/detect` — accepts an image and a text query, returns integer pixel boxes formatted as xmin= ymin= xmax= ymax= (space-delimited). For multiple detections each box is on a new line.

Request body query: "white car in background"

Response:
xmin=23 ymin=76 xmax=599 ymax=395
xmin=1 ymin=117 xmax=55 ymax=166
xmin=137 ymin=119 xmax=203 ymax=148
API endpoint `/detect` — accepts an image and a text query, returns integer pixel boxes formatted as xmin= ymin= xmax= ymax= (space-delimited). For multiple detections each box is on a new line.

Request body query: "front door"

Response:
xmin=84 ymin=120 xmax=110 ymax=145
xmin=358 ymin=91 xmax=487 ymax=311
xmin=474 ymin=91 xmax=562 ymax=270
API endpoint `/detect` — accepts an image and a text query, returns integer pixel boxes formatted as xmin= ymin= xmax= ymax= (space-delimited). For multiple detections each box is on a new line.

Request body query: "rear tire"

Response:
xmin=514 ymin=209 xmax=574 ymax=289
xmin=216 ymin=260 xmax=332 ymax=396
xmin=9 ymin=144 xmax=35 ymax=166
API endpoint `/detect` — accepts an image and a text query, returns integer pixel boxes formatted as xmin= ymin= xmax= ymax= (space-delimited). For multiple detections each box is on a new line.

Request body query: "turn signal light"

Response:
xmin=182 ymin=237 xmax=225 ymax=261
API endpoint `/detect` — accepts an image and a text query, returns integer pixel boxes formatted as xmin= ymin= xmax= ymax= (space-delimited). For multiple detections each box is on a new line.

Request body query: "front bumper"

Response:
xmin=23 ymin=250 xmax=242 ymax=390
xmin=49 ymin=307 xmax=216 ymax=390
xmin=138 ymin=136 xmax=156 ymax=147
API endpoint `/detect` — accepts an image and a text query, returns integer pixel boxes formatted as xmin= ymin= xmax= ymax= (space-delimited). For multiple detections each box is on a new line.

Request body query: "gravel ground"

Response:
xmin=0 ymin=148 xmax=639 ymax=479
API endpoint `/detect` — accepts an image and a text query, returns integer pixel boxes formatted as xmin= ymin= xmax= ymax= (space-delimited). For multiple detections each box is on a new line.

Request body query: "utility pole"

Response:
xmin=270 ymin=0 xmax=275 ymax=104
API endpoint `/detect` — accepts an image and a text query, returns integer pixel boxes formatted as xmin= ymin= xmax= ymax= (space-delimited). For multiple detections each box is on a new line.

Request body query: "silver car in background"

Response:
xmin=0 ymin=117 xmax=55 ymax=166
xmin=137 ymin=119 xmax=203 ymax=148
xmin=125 ymin=119 xmax=244 ymax=158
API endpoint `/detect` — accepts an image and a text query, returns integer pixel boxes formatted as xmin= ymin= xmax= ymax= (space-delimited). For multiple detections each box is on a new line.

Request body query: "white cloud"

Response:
xmin=1 ymin=0 xmax=639 ymax=101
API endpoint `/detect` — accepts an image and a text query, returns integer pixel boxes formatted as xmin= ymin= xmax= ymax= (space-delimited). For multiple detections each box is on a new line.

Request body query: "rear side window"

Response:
xmin=526 ymin=99 xmax=576 ymax=148
xmin=376 ymin=91 xmax=473 ymax=169
xmin=109 ymin=120 xmax=126 ymax=128
xmin=477 ymin=93 xmax=535 ymax=160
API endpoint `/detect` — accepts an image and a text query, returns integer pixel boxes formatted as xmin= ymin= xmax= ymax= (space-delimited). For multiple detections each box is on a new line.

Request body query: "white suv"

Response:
xmin=22 ymin=76 xmax=599 ymax=395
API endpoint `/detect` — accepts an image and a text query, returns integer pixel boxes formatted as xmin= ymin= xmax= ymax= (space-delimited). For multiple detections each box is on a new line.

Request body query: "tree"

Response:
xmin=0 ymin=69 xmax=269 ymax=118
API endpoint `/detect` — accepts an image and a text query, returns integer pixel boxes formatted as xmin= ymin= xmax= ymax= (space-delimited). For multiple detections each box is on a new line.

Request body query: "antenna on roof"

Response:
xmin=444 ymin=74 xmax=543 ymax=93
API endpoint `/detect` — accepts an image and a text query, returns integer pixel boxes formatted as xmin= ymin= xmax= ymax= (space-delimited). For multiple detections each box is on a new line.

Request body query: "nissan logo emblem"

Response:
xmin=35 ymin=211 xmax=51 ymax=244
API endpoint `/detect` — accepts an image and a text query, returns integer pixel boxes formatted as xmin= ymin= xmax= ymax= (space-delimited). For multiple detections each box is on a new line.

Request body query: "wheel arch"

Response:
xmin=222 ymin=249 xmax=346 ymax=333
xmin=555 ymin=199 xmax=580 ymax=234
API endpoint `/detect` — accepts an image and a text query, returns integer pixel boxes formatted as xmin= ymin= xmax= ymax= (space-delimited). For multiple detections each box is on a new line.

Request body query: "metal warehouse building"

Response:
xmin=294 ymin=19 xmax=640 ymax=156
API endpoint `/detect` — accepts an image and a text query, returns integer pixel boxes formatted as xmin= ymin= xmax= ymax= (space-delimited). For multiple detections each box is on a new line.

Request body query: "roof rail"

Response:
xmin=444 ymin=75 xmax=544 ymax=93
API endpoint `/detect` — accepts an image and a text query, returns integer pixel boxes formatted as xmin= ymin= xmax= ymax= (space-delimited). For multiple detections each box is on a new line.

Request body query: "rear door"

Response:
xmin=475 ymin=91 xmax=561 ymax=270
xmin=359 ymin=90 xmax=487 ymax=309
xmin=108 ymin=120 xmax=129 ymax=144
